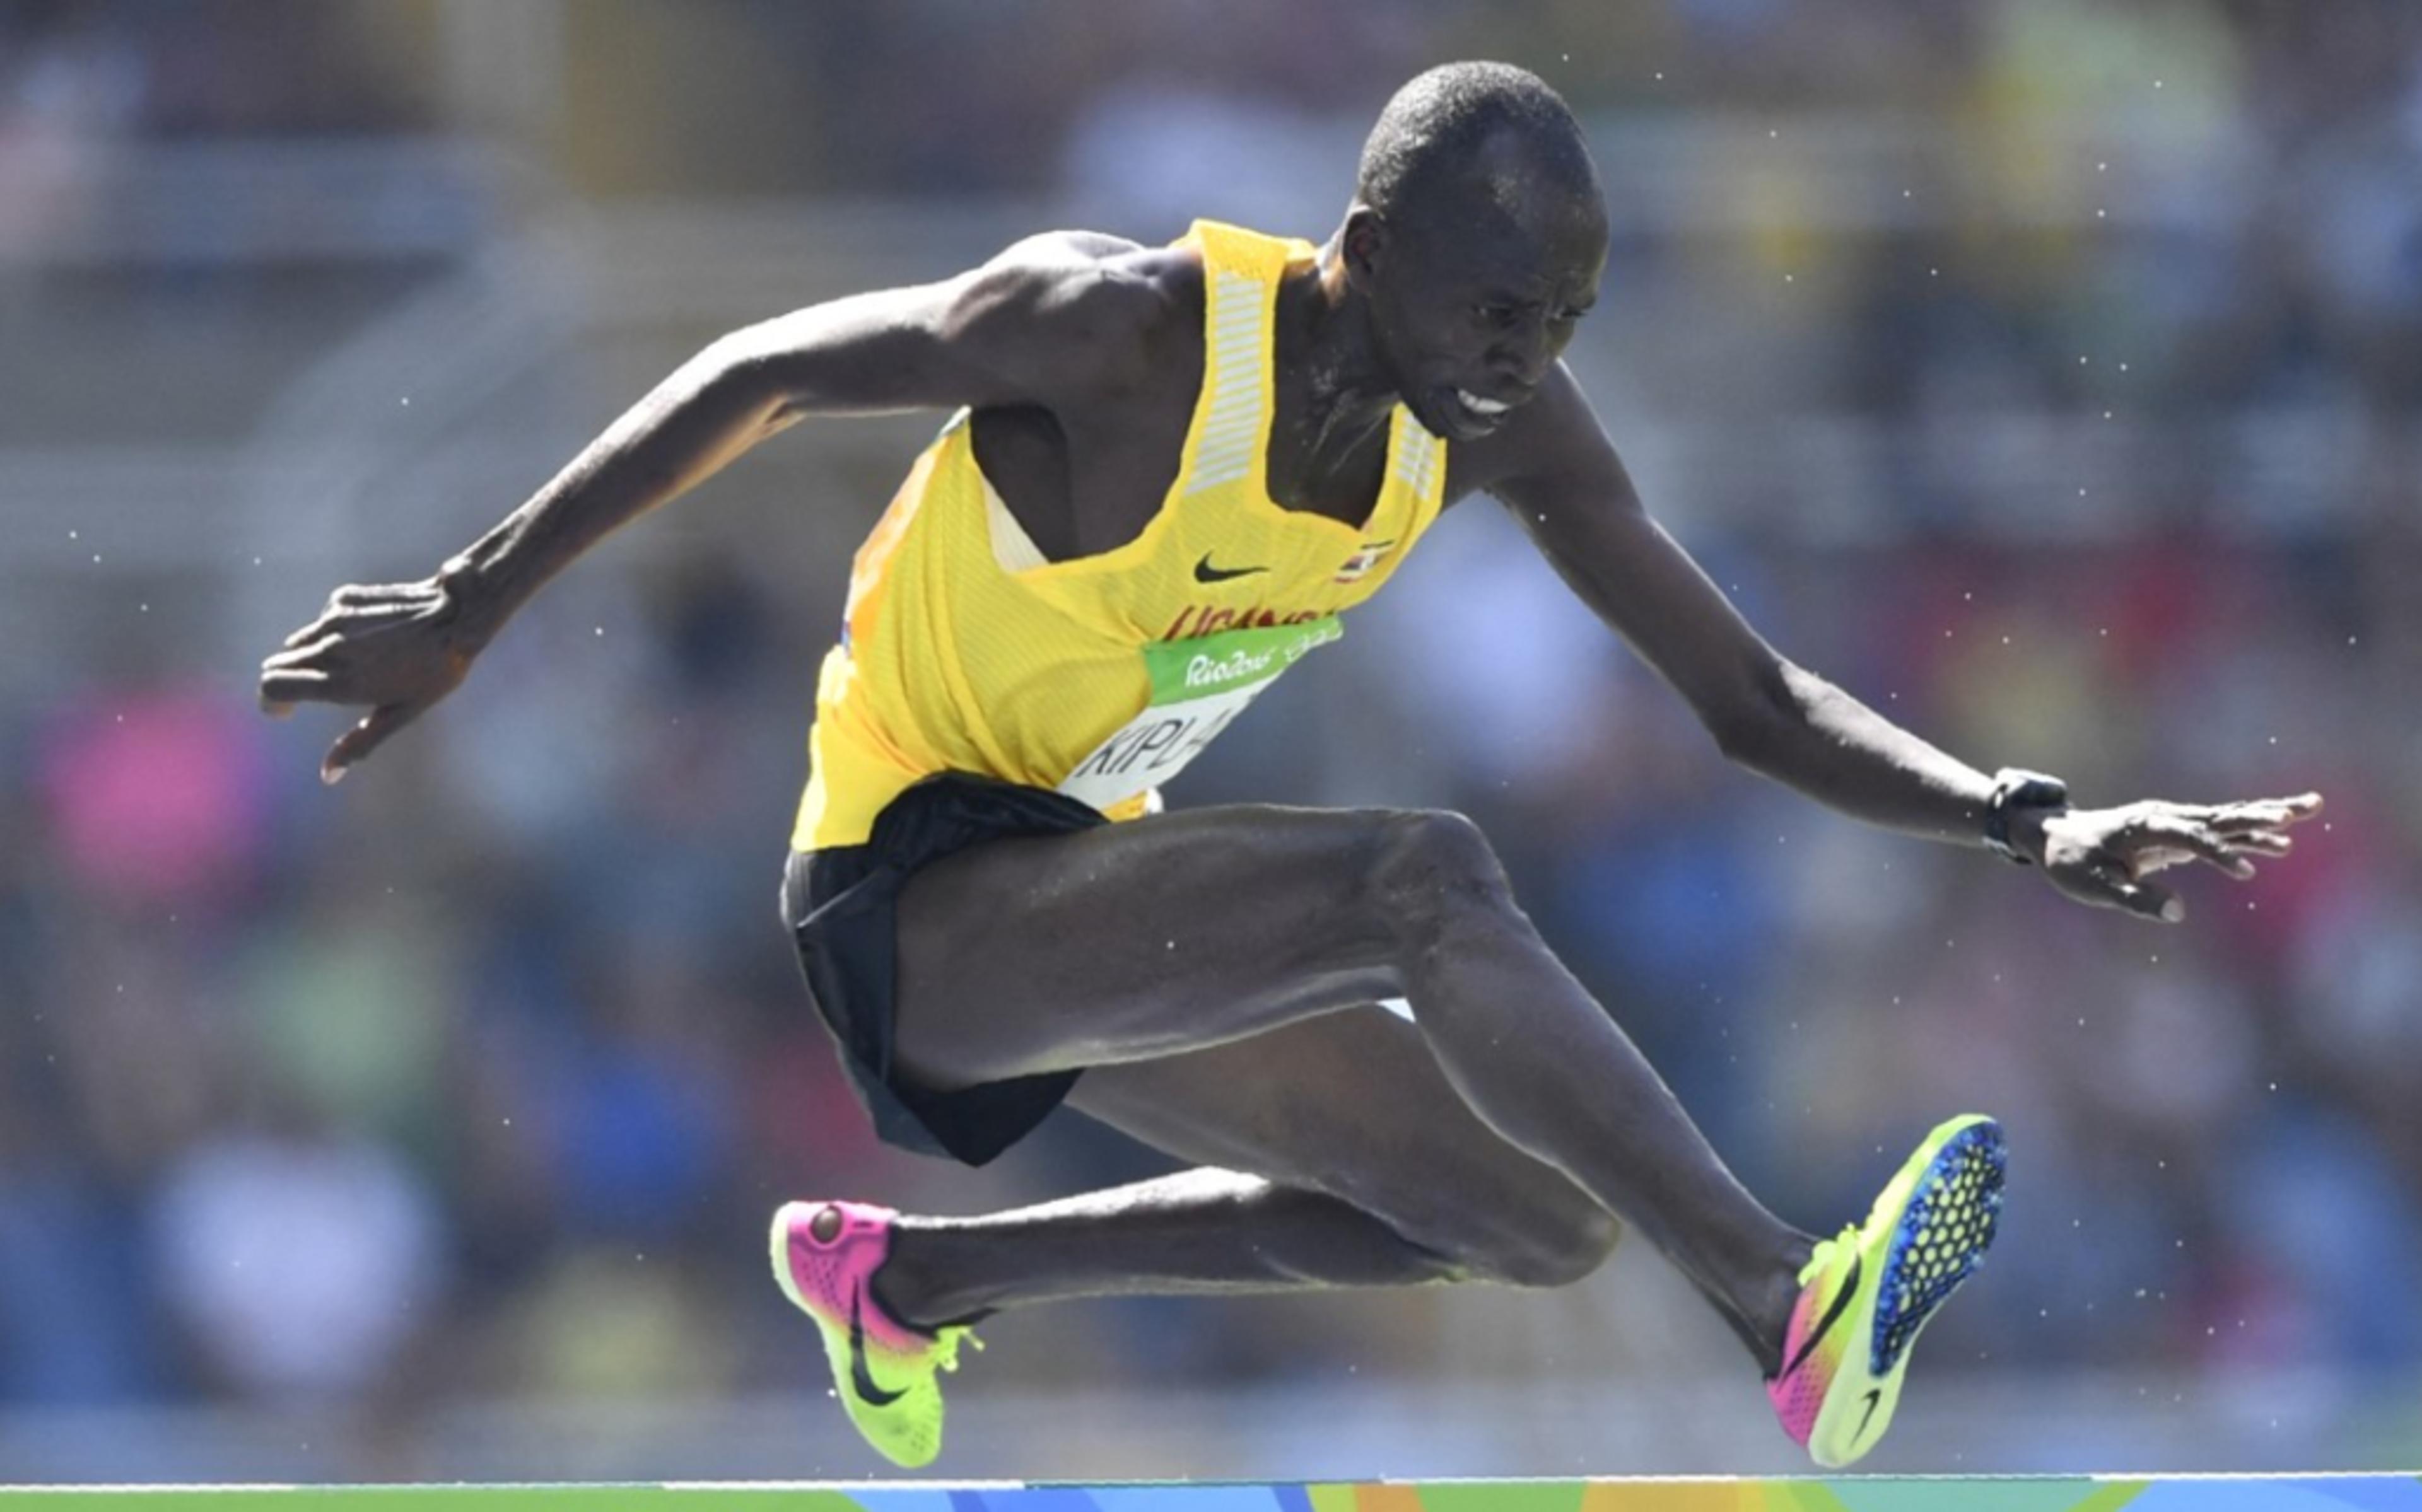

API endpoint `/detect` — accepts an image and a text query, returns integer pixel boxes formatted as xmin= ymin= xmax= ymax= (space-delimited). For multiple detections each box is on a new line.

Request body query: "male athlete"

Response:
xmin=259 ymin=64 xmax=2317 ymax=1469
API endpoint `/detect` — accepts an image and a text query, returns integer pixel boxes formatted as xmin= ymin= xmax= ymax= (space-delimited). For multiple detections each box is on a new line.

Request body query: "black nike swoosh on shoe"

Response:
xmin=1193 ymin=552 xmax=1268 ymax=583
xmin=1856 ymin=1387 xmax=1884 ymax=1441
xmin=850 ymin=1291 xmax=907 ymax=1407
xmin=1779 ymin=1252 xmax=1863 ymax=1380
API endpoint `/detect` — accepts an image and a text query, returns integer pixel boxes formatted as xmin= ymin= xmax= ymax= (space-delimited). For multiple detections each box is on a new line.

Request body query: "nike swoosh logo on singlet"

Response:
xmin=1856 ymin=1387 xmax=1884 ymax=1441
xmin=1194 ymin=552 xmax=1268 ymax=583
xmin=1780 ymin=1253 xmax=1863 ymax=1380
xmin=850 ymin=1291 xmax=907 ymax=1407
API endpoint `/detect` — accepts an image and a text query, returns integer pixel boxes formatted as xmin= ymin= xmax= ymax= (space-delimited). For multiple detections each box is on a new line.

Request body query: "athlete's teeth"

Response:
xmin=1458 ymin=389 xmax=1509 ymax=416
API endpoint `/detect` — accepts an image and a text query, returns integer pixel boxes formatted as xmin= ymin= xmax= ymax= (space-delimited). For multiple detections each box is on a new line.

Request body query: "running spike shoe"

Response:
xmin=1765 ymin=1113 xmax=2006 ymax=1468
xmin=770 ymin=1199 xmax=981 ymax=1468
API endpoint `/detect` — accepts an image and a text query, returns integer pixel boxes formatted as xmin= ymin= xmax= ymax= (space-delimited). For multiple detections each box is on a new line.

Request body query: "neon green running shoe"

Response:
xmin=769 ymin=1199 xmax=981 ymax=1468
xmin=1765 ymin=1114 xmax=2006 ymax=1468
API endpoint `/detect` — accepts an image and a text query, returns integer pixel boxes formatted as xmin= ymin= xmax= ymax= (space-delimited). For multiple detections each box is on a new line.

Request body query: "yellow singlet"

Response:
xmin=790 ymin=220 xmax=1449 ymax=851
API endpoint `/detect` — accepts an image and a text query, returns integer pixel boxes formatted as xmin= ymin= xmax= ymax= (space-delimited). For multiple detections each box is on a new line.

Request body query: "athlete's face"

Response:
xmin=1350 ymin=151 xmax=1608 ymax=442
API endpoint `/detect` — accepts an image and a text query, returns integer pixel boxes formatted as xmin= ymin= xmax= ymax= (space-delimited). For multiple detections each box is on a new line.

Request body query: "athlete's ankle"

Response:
xmin=867 ymin=1229 xmax=996 ymax=1337
xmin=1748 ymin=1236 xmax=1818 ymax=1377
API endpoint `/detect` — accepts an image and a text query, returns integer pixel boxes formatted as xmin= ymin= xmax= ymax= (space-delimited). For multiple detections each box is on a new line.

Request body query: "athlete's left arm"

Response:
xmin=1476 ymin=365 xmax=2319 ymax=922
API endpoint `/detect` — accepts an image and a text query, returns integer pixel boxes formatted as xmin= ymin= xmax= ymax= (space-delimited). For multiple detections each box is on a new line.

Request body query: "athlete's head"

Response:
xmin=1343 ymin=62 xmax=1608 ymax=441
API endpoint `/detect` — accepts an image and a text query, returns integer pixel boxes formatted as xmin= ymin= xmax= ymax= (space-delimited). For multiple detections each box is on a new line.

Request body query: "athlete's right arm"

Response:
xmin=259 ymin=241 xmax=1160 ymax=782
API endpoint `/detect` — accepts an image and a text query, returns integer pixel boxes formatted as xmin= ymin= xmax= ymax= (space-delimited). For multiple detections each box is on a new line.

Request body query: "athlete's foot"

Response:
xmin=770 ymin=1199 xmax=983 ymax=1468
xmin=1764 ymin=1115 xmax=2006 ymax=1468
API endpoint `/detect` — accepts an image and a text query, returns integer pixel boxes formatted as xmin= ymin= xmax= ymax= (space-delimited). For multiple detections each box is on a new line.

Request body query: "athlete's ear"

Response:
xmin=1342 ymin=206 xmax=1388 ymax=291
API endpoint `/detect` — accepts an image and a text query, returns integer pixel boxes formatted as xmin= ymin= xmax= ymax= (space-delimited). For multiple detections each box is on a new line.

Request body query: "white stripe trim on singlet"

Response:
xmin=1389 ymin=416 xmax=1441 ymax=501
xmin=1187 ymin=272 xmax=1268 ymax=494
xmin=982 ymin=477 xmax=1051 ymax=572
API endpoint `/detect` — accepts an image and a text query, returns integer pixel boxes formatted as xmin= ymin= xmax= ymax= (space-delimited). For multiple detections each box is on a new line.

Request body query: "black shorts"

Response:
xmin=782 ymin=771 xmax=1110 ymax=1166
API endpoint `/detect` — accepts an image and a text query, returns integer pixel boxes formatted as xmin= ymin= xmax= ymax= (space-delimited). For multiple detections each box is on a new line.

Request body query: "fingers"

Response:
xmin=2062 ymin=791 xmax=2321 ymax=926
xmin=2127 ymin=843 xmax=2203 ymax=878
xmin=283 ymin=597 xmax=426 ymax=649
xmin=260 ymin=635 xmax=346 ymax=711
xmin=322 ymin=704 xmax=419 ymax=785
xmin=2085 ymin=858 xmax=2184 ymax=923
xmin=2139 ymin=820 xmax=2256 ymax=881
xmin=255 ymin=666 xmax=327 ymax=714
xmin=2203 ymin=792 xmax=2323 ymax=832
xmin=265 ymin=633 xmax=341 ymax=668
xmin=2126 ymin=792 xmax=2322 ymax=882
xmin=260 ymin=603 xmax=427 ymax=709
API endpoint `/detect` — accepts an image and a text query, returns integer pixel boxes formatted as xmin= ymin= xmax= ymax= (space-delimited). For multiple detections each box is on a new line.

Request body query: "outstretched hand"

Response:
xmin=2022 ymin=792 xmax=2323 ymax=922
xmin=258 ymin=576 xmax=486 ymax=784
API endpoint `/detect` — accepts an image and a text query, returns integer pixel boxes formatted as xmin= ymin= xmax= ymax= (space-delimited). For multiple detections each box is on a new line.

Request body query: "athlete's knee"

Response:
xmin=1367 ymin=808 xmax=1516 ymax=950
xmin=1483 ymin=1201 xmax=1623 ymax=1289
xmin=1392 ymin=1188 xmax=1622 ymax=1290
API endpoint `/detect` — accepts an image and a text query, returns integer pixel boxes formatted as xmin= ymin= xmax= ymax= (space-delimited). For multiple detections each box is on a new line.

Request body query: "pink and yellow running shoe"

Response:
xmin=1765 ymin=1114 xmax=2006 ymax=1468
xmin=769 ymin=1200 xmax=981 ymax=1468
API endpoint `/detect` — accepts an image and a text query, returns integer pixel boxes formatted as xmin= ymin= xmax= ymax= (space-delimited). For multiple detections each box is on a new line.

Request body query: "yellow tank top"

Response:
xmin=791 ymin=219 xmax=1449 ymax=851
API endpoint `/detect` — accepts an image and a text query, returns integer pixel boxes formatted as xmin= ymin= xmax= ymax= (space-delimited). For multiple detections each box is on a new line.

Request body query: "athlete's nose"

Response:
xmin=1489 ymin=317 xmax=1555 ymax=390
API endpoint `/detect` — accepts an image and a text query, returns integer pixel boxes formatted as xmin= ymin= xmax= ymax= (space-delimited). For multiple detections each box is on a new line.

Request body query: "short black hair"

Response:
xmin=1356 ymin=62 xmax=1597 ymax=222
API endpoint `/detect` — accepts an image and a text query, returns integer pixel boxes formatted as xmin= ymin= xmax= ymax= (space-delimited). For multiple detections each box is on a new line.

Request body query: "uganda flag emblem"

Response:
xmin=1333 ymin=537 xmax=1396 ymax=584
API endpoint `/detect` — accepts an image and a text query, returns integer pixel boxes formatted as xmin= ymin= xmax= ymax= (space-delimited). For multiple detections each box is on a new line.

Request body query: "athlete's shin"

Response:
xmin=1371 ymin=813 xmax=1813 ymax=1364
xmin=872 ymin=1169 xmax=1463 ymax=1325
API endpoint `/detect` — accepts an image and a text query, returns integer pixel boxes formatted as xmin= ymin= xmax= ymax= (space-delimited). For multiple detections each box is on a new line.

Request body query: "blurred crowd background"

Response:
xmin=3 ymin=0 xmax=2419 ymax=1484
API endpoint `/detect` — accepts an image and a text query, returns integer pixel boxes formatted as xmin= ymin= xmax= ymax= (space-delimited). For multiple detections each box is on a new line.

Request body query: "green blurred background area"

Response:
xmin=2 ymin=0 xmax=2419 ymax=1484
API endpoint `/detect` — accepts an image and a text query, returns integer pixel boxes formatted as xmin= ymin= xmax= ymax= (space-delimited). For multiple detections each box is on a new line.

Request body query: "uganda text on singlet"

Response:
xmin=790 ymin=220 xmax=1449 ymax=851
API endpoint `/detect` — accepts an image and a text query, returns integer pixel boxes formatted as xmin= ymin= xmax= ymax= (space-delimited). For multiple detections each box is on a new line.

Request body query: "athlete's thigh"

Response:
xmin=1067 ymin=1005 xmax=1613 ymax=1265
xmin=891 ymin=804 xmax=1409 ymax=1090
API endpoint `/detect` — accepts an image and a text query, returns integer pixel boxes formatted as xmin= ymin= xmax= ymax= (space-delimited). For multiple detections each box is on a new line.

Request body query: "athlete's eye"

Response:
xmin=1472 ymin=303 xmax=1521 ymax=330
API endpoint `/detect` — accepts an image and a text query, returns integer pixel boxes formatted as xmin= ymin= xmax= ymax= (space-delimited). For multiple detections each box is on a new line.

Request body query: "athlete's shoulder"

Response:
xmin=949 ymin=230 xmax=1202 ymax=393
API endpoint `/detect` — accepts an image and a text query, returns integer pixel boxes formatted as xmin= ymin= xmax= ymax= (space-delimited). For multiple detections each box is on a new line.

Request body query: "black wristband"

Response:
xmin=1984 ymin=767 xmax=2068 ymax=865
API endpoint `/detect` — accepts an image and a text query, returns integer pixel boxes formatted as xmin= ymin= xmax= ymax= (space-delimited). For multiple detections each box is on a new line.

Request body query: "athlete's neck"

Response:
xmin=1267 ymin=241 xmax=1397 ymax=499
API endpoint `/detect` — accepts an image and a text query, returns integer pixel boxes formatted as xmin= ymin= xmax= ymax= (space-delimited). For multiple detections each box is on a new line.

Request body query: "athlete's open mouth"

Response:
xmin=1439 ymin=386 xmax=1521 ymax=435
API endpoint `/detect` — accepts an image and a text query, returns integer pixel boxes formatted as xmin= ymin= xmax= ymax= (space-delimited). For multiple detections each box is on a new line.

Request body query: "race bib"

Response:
xmin=1057 ymin=617 xmax=1343 ymax=812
